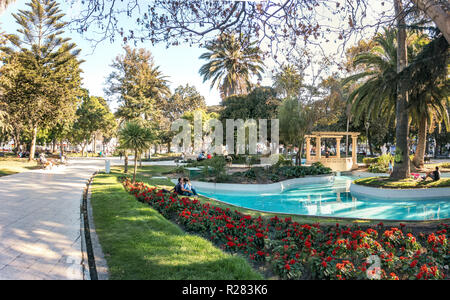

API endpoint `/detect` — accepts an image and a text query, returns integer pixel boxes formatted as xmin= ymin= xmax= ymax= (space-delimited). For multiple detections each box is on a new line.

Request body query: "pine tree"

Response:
xmin=1 ymin=0 xmax=82 ymax=161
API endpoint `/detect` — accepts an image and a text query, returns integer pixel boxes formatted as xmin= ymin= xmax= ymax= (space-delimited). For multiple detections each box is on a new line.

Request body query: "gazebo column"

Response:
xmin=351 ymin=135 xmax=358 ymax=169
xmin=336 ymin=137 xmax=341 ymax=159
xmin=305 ymin=137 xmax=311 ymax=162
xmin=316 ymin=136 xmax=321 ymax=159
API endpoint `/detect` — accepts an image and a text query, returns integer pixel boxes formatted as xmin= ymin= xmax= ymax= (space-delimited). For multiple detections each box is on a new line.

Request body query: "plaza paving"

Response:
xmin=0 ymin=159 xmax=109 ymax=280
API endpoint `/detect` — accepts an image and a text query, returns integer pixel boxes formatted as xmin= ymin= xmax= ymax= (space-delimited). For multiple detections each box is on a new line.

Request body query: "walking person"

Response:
xmin=388 ymin=160 xmax=394 ymax=174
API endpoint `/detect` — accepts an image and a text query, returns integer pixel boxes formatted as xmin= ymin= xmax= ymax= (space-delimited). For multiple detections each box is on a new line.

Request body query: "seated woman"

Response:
xmin=181 ymin=177 xmax=198 ymax=196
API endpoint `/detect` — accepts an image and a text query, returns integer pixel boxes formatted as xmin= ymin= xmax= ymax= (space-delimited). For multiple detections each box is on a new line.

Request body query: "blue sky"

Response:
xmin=0 ymin=0 xmax=231 ymax=110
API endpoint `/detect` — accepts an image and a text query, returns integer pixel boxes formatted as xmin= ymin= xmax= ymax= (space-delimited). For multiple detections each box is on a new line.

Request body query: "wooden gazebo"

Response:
xmin=305 ymin=132 xmax=360 ymax=171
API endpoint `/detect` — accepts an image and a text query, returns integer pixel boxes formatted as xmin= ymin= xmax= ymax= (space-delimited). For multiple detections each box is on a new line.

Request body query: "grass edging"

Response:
xmin=89 ymin=172 xmax=263 ymax=280
xmin=353 ymin=176 xmax=450 ymax=189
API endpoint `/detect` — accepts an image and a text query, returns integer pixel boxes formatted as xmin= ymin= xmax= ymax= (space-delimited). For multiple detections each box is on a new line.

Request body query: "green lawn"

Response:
xmin=0 ymin=157 xmax=40 ymax=177
xmin=354 ymin=176 xmax=450 ymax=188
xmin=90 ymin=171 xmax=263 ymax=280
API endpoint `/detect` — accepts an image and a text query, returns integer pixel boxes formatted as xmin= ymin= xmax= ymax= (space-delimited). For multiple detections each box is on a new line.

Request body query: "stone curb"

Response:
xmin=80 ymin=172 xmax=110 ymax=280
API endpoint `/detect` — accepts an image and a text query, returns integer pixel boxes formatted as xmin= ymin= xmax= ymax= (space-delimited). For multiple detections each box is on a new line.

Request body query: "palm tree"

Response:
xmin=272 ymin=64 xmax=303 ymax=99
xmin=118 ymin=121 xmax=155 ymax=182
xmin=343 ymin=28 xmax=448 ymax=171
xmin=406 ymin=35 xmax=449 ymax=168
xmin=343 ymin=29 xmax=399 ymax=124
xmin=199 ymin=33 xmax=265 ymax=99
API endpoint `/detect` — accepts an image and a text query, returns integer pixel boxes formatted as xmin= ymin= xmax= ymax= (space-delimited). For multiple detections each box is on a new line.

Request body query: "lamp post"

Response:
xmin=365 ymin=121 xmax=370 ymax=156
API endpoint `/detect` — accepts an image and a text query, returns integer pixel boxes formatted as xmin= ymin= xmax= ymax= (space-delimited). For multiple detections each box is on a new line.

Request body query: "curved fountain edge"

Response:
xmin=350 ymin=183 xmax=450 ymax=200
xmin=171 ymin=174 xmax=335 ymax=193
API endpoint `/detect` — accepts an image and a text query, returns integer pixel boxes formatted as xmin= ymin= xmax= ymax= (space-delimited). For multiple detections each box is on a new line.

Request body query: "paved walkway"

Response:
xmin=0 ymin=159 xmax=106 ymax=280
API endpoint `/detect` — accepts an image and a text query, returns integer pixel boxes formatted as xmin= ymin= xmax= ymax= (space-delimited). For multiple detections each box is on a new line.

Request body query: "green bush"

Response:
xmin=362 ymin=157 xmax=378 ymax=165
xmin=440 ymin=162 xmax=450 ymax=168
xmin=368 ymin=163 xmax=388 ymax=173
xmin=377 ymin=153 xmax=394 ymax=167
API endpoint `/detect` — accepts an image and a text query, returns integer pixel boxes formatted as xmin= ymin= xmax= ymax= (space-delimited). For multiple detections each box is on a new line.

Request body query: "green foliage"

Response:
xmin=119 ymin=122 xmax=155 ymax=154
xmin=71 ymin=91 xmax=116 ymax=152
xmin=0 ymin=0 xmax=82 ymax=157
xmin=362 ymin=157 xmax=378 ymax=165
xmin=106 ymin=46 xmax=169 ymax=124
xmin=220 ymin=87 xmax=281 ymax=120
xmin=119 ymin=121 xmax=156 ymax=181
xmin=205 ymin=156 xmax=227 ymax=181
xmin=199 ymin=32 xmax=264 ymax=98
xmin=272 ymin=64 xmax=303 ymax=98
xmin=278 ymin=97 xmax=314 ymax=164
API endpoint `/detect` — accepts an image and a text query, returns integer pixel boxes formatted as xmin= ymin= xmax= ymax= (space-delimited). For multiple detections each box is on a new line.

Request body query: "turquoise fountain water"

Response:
xmin=197 ymin=176 xmax=450 ymax=221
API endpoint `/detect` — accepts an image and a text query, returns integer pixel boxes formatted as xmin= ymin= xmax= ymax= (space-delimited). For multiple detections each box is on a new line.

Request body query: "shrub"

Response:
xmin=440 ymin=162 xmax=450 ymax=168
xmin=363 ymin=157 xmax=378 ymax=165
xmin=368 ymin=163 xmax=388 ymax=173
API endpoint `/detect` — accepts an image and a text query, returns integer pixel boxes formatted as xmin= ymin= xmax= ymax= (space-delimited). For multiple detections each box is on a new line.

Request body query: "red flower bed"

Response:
xmin=121 ymin=178 xmax=449 ymax=280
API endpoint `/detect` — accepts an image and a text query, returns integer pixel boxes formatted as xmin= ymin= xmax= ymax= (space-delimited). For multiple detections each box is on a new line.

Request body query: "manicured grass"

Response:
xmin=90 ymin=171 xmax=263 ymax=280
xmin=0 ymin=157 xmax=40 ymax=177
xmin=354 ymin=176 xmax=450 ymax=189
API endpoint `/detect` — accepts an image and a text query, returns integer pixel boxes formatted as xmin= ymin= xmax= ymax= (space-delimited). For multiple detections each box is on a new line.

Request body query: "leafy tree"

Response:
xmin=0 ymin=0 xmax=82 ymax=161
xmin=158 ymin=84 xmax=206 ymax=151
xmin=106 ymin=45 xmax=169 ymax=169
xmin=220 ymin=87 xmax=281 ymax=120
xmin=118 ymin=121 xmax=155 ymax=182
xmin=106 ymin=46 xmax=170 ymax=123
xmin=164 ymin=84 xmax=206 ymax=121
xmin=272 ymin=64 xmax=303 ymax=99
xmin=279 ymin=98 xmax=315 ymax=165
xmin=199 ymin=33 xmax=264 ymax=99
xmin=72 ymin=91 xmax=116 ymax=156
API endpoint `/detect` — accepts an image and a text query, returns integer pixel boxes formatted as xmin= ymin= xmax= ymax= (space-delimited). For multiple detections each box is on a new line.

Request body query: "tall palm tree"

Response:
xmin=199 ymin=33 xmax=265 ymax=99
xmin=343 ymin=28 xmax=448 ymax=170
xmin=406 ymin=35 xmax=449 ymax=168
xmin=272 ymin=64 xmax=303 ymax=99
xmin=343 ymin=29 xmax=399 ymax=124
xmin=118 ymin=121 xmax=155 ymax=182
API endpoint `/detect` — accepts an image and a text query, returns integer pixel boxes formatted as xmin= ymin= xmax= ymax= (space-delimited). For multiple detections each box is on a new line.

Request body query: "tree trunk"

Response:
xmin=124 ymin=150 xmax=129 ymax=173
xmin=391 ymin=0 xmax=411 ymax=180
xmin=412 ymin=0 xmax=450 ymax=43
xmin=29 ymin=126 xmax=37 ymax=161
xmin=368 ymin=130 xmax=374 ymax=156
xmin=93 ymin=135 xmax=96 ymax=155
xmin=412 ymin=115 xmax=427 ymax=168
xmin=60 ymin=140 xmax=64 ymax=157
xmin=297 ymin=140 xmax=304 ymax=166
xmin=133 ymin=150 xmax=138 ymax=183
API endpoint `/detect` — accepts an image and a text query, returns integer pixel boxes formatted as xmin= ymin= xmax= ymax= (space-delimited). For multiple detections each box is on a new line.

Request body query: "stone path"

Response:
xmin=0 ymin=159 xmax=106 ymax=280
